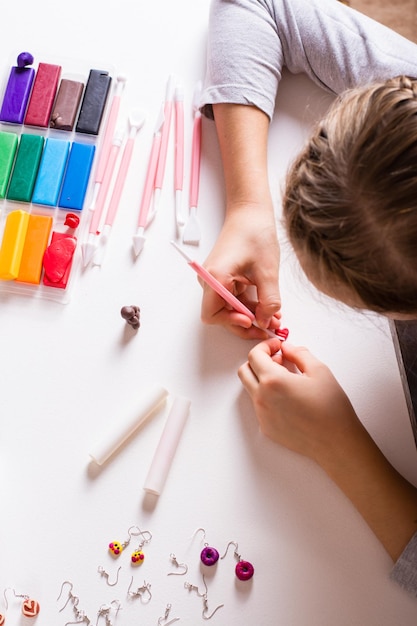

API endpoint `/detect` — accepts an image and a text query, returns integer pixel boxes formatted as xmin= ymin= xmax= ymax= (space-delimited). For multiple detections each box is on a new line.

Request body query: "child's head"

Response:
xmin=283 ymin=76 xmax=417 ymax=317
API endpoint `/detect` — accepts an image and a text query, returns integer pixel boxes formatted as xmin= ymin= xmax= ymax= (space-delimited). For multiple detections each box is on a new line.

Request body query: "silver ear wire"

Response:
xmin=167 ymin=553 xmax=188 ymax=576
xmin=157 ymin=603 xmax=180 ymax=625
xmin=221 ymin=540 xmax=255 ymax=581
xmin=97 ymin=565 xmax=121 ymax=586
xmin=184 ymin=575 xmax=224 ymax=621
xmin=96 ymin=600 xmax=122 ymax=626
xmin=127 ymin=577 xmax=152 ymax=603
xmin=57 ymin=581 xmax=91 ymax=624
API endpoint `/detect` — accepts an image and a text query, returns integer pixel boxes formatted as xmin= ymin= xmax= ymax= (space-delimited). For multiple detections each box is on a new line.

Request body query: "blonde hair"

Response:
xmin=283 ymin=76 xmax=417 ymax=314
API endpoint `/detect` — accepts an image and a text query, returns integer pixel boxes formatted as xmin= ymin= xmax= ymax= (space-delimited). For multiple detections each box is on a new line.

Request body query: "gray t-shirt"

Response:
xmin=200 ymin=0 xmax=417 ymax=596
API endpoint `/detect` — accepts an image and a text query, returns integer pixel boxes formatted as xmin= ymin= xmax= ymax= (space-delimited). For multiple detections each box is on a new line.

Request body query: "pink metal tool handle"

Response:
xmin=189 ymin=112 xmax=202 ymax=208
xmin=89 ymin=140 xmax=121 ymax=235
xmin=105 ymin=137 xmax=134 ymax=227
xmin=174 ymin=99 xmax=184 ymax=192
xmin=138 ymin=133 xmax=162 ymax=228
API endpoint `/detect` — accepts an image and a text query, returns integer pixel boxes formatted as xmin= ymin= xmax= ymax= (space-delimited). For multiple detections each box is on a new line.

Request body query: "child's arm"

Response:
xmin=238 ymin=338 xmax=417 ymax=561
xmin=200 ymin=103 xmax=281 ymax=337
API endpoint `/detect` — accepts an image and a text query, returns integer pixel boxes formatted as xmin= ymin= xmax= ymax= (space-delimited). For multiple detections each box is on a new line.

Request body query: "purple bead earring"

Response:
xmin=221 ymin=541 xmax=254 ymax=581
xmin=194 ymin=528 xmax=220 ymax=566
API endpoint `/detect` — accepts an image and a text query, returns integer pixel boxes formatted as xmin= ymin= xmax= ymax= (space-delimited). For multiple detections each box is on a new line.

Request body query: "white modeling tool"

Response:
xmin=93 ymin=108 xmax=146 ymax=267
xmin=82 ymin=131 xmax=123 ymax=267
xmin=183 ymin=81 xmax=202 ymax=245
xmin=132 ymin=107 xmax=164 ymax=257
xmin=152 ymin=75 xmax=174 ymax=216
xmin=89 ymin=385 xmax=168 ymax=466
xmin=143 ymin=396 xmax=191 ymax=496
xmin=174 ymin=82 xmax=185 ymax=231
xmin=89 ymin=75 xmax=127 ymax=211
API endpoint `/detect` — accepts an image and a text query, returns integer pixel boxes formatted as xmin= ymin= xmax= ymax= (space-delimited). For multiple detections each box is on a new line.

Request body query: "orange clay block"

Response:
xmin=0 ymin=210 xmax=30 ymax=280
xmin=16 ymin=214 xmax=53 ymax=284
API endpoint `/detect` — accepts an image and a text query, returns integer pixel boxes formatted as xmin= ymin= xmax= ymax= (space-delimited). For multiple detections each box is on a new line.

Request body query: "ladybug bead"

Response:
xmin=131 ymin=550 xmax=145 ymax=565
xmin=109 ymin=541 xmax=123 ymax=556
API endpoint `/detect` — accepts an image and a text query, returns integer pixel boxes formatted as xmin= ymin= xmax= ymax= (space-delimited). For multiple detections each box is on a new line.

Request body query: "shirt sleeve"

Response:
xmin=201 ymin=0 xmax=417 ymax=120
xmin=390 ymin=531 xmax=417 ymax=595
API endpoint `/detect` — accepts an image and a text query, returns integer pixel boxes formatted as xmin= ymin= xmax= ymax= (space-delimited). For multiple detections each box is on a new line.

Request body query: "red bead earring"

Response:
xmin=220 ymin=541 xmax=255 ymax=581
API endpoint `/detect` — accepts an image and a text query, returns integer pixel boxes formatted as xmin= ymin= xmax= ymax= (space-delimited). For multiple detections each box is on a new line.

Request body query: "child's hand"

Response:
xmin=200 ymin=205 xmax=282 ymax=339
xmin=238 ymin=339 xmax=361 ymax=465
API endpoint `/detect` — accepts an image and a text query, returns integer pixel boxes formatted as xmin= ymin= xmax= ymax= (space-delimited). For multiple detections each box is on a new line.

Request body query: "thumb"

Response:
xmin=281 ymin=343 xmax=323 ymax=375
xmin=254 ymin=277 xmax=281 ymax=327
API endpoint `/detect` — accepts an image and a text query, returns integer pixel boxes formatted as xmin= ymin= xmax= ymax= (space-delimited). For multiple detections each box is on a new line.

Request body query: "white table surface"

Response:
xmin=1 ymin=1 xmax=417 ymax=624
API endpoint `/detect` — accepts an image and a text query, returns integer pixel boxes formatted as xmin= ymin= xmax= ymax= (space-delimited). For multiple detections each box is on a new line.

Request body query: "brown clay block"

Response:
xmin=50 ymin=79 xmax=84 ymax=131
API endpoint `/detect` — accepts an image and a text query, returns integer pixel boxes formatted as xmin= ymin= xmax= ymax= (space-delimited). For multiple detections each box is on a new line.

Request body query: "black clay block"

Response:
xmin=75 ymin=69 xmax=111 ymax=135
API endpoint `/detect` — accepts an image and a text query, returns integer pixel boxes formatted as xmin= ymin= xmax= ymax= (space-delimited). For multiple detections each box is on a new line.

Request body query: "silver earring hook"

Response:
xmin=167 ymin=553 xmax=188 ymax=576
xmin=127 ymin=576 xmax=152 ymax=603
xmin=220 ymin=540 xmax=240 ymax=561
xmin=57 ymin=581 xmax=80 ymax=613
xmin=184 ymin=575 xmax=224 ymax=621
xmin=98 ymin=565 xmax=121 ymax=586
xmin=65 ymin=617 xmax=91 ymax=626
xmin=157 ymin=603 xmax=180 ymax=625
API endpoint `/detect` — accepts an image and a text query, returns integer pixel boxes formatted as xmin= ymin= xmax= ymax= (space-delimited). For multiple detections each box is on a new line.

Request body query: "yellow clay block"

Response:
xmin=0 ymin=210 xmax=30 ymax=280
xmin=16 ymin=214 xmax=53 ymax=284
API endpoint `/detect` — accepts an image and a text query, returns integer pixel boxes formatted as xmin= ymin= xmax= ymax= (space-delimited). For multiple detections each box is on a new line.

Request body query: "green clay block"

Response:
xmin=7 ymin=133 xmax=45 ymax=202
xmin=0 ymin=131 xmax=18 ymax=198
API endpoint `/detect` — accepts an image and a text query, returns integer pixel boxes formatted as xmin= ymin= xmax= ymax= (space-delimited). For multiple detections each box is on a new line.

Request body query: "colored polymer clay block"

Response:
xmin=0 ymin=131 xmax=18 ymax=198
xmin=7 ymin=134 xmax=45 ymax=202
xmin=24 ymin=63 xmax=62 ymax=127
xmin=50 ymin=79 xmax=84 ymax=131
xmin=42 ymin=231 xmax=77 ymax=289
xmin=75 ymin=69 xmax=111 ymax=135
xmin=0 ymin=65 xmax=35 ymax=124
xmin=16 ymin=214 xmax=53 ymax=284
xmin=0 ymin=209 xmax=30 ymax=280
xmin=58 ymin=142 xmax=95 ymax=210
xmin=32 ymin=138 xmax=70 ymax=206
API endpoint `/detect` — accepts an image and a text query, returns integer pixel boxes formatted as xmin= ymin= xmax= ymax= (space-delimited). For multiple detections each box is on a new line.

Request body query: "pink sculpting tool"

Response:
xmin=182 ymin=82 xmax=202 ymax=245
xmin=171 ymin=241 xmax=289 ymax=340
xmin=152 ymin=75 xmax=174 ymax=216
xmin=174 ymin=82 xmax=185 ymax=230
xmin=132 ymin=108 xmax=164 ymax=257
xmin=82 ymin=131 xmax=123 ymax=266
xmin=89 ymin=75 xmax=127 ymax=210
xmin=93 ymin=108 xmax=146 ymax=267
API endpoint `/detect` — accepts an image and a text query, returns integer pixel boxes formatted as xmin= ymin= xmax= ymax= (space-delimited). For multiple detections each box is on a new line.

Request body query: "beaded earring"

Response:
xmin=194 ymin=527 xmax=219 ymax=566
xmin=4 ymin=588 xmax=40 ymax=618
xmin=220 ymin=540 xmax=254 ymax=581
xmin=130 ymin=529 xmax=152 ymax=566
xmin=108 ymin=525 xmax=141 ymax=557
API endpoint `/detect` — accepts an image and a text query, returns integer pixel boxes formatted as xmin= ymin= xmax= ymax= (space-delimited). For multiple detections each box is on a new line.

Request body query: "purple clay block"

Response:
xmin=200 ymin=546 xmax=220 ymax=566
xmin=0 ymin=65 xmax=35 ymax=124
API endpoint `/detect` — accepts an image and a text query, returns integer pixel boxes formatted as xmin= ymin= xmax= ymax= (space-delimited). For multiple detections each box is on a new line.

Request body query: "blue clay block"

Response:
xmin=0 ymin=66 xmax=35 ymax=124
xmin=32 ymin=137 xmax=70 ymax=206
xmin=58 ymin=142 xmax=95 ymax=210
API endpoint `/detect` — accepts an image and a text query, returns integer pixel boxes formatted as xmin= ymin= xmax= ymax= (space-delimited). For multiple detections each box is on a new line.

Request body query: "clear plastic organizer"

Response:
xmin=0 ymin=50 xmax=116 ymax=303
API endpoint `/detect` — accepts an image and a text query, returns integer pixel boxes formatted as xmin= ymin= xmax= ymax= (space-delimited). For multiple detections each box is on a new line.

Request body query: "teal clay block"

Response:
xmin=32 ymin=137 xmax=70 ymax=206
xmin=58 ymin=142 xmax=95 ymax=210
xmin=7 ymin=134 xmax=45 ymax=202
xmin=0 ymin=131 xmax=18 ymax=198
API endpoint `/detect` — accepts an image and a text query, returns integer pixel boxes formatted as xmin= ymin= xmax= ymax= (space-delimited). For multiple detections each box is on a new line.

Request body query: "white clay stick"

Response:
xmin=89 ymin=385 xmax=168 ymax=465
xmin=143 ymin=396 xmax=191 ymax=496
